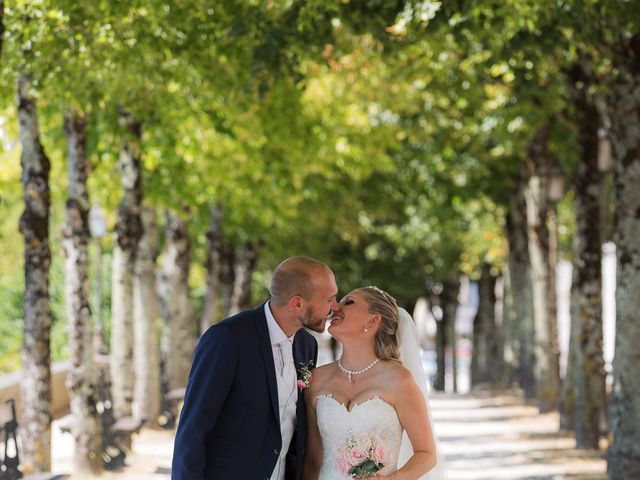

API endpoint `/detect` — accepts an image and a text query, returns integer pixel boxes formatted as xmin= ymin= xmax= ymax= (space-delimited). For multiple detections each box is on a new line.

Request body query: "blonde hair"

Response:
xmin=358 ymin=287 xmax=400 ymax=361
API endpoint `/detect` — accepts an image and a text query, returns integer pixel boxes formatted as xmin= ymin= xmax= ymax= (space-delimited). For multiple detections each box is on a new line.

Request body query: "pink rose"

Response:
xmin=336 ymin=457 xmax=349 ymax=476
xmin=297 ymin=380 xmax=307 ymax=390
xmin=373 ymin=444 xmax=386 ymax=465
xmin=347 ymin=446 xmax=368 ymax=466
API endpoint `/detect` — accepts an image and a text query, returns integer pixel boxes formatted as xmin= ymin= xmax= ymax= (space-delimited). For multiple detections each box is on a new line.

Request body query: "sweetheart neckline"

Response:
xmin=316 ymin=393 xmax=393 ymax=413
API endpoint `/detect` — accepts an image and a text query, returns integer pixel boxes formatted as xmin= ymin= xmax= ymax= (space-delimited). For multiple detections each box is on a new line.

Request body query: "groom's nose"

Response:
xmin=330 ymin=300 xmax=341 ymax=314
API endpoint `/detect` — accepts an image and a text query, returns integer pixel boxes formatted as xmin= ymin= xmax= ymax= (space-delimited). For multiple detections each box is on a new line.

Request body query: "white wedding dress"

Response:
xmin=316 ymin=394 xmax=403 ymax=479
xmin=315 ymin=307 xmax=447 ymax=480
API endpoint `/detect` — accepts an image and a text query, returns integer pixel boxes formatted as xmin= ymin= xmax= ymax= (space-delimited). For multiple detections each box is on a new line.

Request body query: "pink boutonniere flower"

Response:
xmin=297 ymin=360 xmax=314 ymax=390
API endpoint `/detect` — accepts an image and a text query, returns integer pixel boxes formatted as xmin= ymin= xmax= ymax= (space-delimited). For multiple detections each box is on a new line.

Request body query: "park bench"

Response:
xmin=58 ymin=414 xmax=145 ymax=451
xmin=57 ymin=369 xmax=146 ymax=470
xmin=158 ymin=387 xmax=185 ymax=429
xmin=0 ymin=399 xmax=65 ymax=480
xmin=0 ymin=399 xmax=21 ymax=480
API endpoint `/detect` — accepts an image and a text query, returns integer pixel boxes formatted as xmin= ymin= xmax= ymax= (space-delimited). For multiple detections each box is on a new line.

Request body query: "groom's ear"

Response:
xmin=290 ymin=295 xmax=303 ymax=311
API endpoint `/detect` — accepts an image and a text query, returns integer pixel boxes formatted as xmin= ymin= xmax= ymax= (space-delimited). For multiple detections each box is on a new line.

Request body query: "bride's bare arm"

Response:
xmin=383 ymin=369 xmax=437 ymax=480
xmin=302 ymin=385 xmax=322 ymax=480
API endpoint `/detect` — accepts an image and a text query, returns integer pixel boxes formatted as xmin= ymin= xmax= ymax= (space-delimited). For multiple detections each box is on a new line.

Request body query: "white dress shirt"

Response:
xmin=265 ymin=302 xmax=297 ymax=480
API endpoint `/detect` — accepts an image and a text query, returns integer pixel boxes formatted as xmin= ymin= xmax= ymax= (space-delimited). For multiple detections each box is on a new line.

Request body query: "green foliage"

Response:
xmin=3 ymin=0 xmax=629 ymax=372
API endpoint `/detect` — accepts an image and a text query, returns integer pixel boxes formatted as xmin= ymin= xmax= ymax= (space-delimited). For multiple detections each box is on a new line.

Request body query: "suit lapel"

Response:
xmin=292 ymin=335 xmax=302 ymax=372
xmin=255 ymin=304 xmax=280 ymax=423
xmin=292 ymin=333 xmax=308 ymax=408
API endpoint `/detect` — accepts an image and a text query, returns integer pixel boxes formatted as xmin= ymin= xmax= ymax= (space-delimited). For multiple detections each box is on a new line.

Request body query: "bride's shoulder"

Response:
xmin=380 ymin=360 xmax=415 ymax=386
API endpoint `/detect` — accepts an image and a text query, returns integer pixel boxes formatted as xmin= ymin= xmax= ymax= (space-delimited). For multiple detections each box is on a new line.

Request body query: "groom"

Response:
xmin=171 ymin=256 xmax=339 ymax=480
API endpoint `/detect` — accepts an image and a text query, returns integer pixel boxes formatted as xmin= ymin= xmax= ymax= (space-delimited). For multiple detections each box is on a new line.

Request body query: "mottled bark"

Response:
xmin=92 ymin=240 xmax=106 ymax=355
xmin=159 ymin=210 xmax=196 ymax=391
xmin=200 ymin=204 xmax=224 ymax=332
xmin=62 ymin=111 xmax=102 ymax=473
xmin=470 ymin=309 xmax=481 ymax=388
xmin=442 ymin=279 xmax=460 ymax=393
xmin=110 ymin=113 xmax=143 ymax=418
xmin=567 ymin=67 xmax=606 ymax=449
xmin=607 ymin=38 xmax=640 ymax=478
xmin=219 ymin=243 xmax=235 ymax=316
xmin=472 ymin=264 xmax=498 ymax=387
xmin=229 ymin=242 xmax=259 ymax=315
xmin=0 ymin=1 xmax=4 ymax=61
xmin=17 ymin=72 xmax=52 ymax=473
xmin=431 ymin=290 xmax=446 ymax=392
xmin=501 ymin=266 xmax=517 ymax=384
xmin=134 ymin=207 xmax=161 ymax=425
xmin=494 ymin=274 xmax=506 ymax=386
xmin=506 ymin=173 xmax=536 ymax=399
xmin=525 ymin=127 xmax=562 ymax=412
xmin=561 ymin=304 xmax=578 ymax=432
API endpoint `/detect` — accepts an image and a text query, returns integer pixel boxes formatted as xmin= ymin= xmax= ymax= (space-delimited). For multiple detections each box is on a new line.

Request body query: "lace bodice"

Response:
xmin=316 ymin=394 xmax=403 ymax=479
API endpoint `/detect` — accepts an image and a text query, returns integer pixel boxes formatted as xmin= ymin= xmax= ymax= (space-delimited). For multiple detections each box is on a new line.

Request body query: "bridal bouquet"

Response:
xmin=336 ymin=434 xmax=386 ymax=478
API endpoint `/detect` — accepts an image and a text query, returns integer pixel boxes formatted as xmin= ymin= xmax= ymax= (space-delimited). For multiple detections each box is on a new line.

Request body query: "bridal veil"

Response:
xmin=397 ymin=307 xmax=448 ymax=480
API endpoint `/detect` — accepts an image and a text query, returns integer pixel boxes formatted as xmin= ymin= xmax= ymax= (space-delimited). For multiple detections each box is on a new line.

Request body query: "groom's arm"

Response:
xmin=171 ymin=323 xmax=238 ymax=480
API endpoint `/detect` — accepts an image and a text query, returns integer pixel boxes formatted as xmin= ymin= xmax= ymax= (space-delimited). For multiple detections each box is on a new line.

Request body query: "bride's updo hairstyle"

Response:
xmin=358 ymin=287 xmax=400 ymax=361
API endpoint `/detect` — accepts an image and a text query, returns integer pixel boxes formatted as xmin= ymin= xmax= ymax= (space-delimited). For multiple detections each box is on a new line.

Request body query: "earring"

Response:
xmin=364 ymin=328 xmax=368 ymax=333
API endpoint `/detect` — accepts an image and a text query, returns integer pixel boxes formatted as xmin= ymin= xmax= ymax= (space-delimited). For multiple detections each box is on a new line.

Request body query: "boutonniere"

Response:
xmin=296 ymin=360 xmax=314 ymax=390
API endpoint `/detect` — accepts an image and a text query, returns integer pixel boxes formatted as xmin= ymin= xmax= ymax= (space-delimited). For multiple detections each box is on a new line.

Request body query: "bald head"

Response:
xmin=269 ymin=256 xmax=331 ymax=306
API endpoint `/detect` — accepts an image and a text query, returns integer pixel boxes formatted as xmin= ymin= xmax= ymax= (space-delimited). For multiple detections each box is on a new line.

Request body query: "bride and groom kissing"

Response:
xmin=171 ymin=256 xmax=446 ymax=480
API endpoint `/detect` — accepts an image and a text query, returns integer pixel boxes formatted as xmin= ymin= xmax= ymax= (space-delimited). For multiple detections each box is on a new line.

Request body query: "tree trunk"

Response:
xmin=133 ymin=207 xmax=161 ymax=426
xmin=501 ymin=266 xmax=517 ymax=385
xmin=0 ymin=1 xmax=4 ymax=61
xmin=432 ymin=291 xmax=446 ymax=392
xmin=61 ymin=111 xmax=102 ymax=473
xmin=566 ymin=66 xmax=606 ymax=449
xmin=506 ymin=172 xmax=536 ymax=399
xmin=561 ymin=299 xmax=578 ymax=431
xmin=442 ymin=279 xmax=459 ymax=393
xmin=92 ymin=237 xmax=106 ymax=355
xmin=474 ymin=264 xmax=497 ymax=386
xmin=17 ymin=72 xmax=52 ymax=473
xmin=494 ymin=274 xmax=506 ymax=386
xmin=229 ymin=242 xmax=259 ymax=315
xmin=219 ymin=243 xmax=235 ymax=316
xmin=547 ymin=204 xmax=562 ymax=391
xmin=470 ymin=309 xmax=481 ymax=388
xmin=110 ymin=113 xmax=143 ymax=418
xmin=525 ymin=126 xmax=561 ymax=412
xmin=606 ymin=40 xmax=640 ymax=478
xmin=159 ymin=210 xmax=196 ymax=391
xmin=200 ymin=204 xmax=224 ymax=332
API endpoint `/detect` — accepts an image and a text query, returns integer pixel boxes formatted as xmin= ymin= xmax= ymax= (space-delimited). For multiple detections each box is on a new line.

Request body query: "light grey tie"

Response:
xmin=277 ymin=343 xmax=285 ymax=376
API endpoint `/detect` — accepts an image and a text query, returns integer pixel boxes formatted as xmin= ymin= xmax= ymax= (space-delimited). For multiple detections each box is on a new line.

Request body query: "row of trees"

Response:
xmin=0 ymin=1 xmax=638 ymax=478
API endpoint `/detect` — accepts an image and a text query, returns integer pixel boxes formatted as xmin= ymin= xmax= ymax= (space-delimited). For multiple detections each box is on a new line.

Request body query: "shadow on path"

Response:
xmin=49 ymin=389 xmax=606 ymax=479
xmin=432 ymin=390 xmax=607 ymax=480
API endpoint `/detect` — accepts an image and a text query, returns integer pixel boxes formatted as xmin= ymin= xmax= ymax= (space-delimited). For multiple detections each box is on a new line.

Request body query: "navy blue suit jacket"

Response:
xmin=171 ymin=304 xmax=318 ymax=480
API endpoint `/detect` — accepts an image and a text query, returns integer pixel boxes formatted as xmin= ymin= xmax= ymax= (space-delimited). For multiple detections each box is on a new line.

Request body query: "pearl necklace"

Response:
xmin=338 ymin=357 xmax=380 ymax=383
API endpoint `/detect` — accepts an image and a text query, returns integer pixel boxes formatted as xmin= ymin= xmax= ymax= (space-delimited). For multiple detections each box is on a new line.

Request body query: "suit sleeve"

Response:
xmin=171 ymin=324 xmax=237 ymax=480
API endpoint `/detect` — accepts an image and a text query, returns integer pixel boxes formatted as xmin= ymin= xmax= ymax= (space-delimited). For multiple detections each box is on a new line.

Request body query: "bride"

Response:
xmin=302 ymin=287 xmax=447 ymax=479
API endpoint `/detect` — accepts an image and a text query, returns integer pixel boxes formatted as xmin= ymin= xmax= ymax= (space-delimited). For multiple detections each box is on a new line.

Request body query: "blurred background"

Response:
xmin=1 ymin=1 xmax=639 ymax=479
